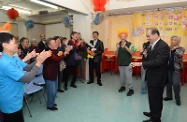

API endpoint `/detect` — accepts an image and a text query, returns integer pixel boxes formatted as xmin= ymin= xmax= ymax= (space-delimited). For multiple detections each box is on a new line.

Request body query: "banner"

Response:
xmin=133 ymin=9 xmax=187 ymax=36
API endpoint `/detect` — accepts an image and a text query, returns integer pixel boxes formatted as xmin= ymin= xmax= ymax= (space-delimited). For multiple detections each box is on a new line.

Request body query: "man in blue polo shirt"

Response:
xmin=0 ymin=32 xmax=51 ymax=122
xmin=0 ymin=52 xmax=26 ymax=113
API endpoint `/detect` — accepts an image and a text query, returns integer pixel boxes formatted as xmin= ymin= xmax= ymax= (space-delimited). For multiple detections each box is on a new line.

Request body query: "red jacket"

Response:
xmin=43 ymin=49 xmax=63 ymax=81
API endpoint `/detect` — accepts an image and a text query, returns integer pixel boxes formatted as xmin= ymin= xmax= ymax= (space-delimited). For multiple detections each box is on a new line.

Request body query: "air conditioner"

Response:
xmin=42 ymin=15 xmax=64 ymax=24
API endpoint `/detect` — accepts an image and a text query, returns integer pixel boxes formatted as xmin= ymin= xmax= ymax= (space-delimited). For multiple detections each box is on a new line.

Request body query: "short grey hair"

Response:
xmin=171 ymin=35 xmax=181 ymax=43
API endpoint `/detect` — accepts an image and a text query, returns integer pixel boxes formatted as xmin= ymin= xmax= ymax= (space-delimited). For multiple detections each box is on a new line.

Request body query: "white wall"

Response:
xmin=72 ymin=14 xmax=92 ymax=42
xmin=27 ymin=24 xmax=45 ymax=42
xmin=45 ymin=23 xmax=70 ymax=39
xmin=46 ymin=0 xmax=89 ymax=14
xmin=27 ymin=17 xmax=45 ymax=42
xmin=46 ymin=0 xmax=93 ymax=42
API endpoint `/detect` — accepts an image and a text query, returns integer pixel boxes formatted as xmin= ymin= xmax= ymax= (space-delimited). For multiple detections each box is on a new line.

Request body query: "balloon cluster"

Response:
xmin=92 ymin=0 xmax=107 ymax=12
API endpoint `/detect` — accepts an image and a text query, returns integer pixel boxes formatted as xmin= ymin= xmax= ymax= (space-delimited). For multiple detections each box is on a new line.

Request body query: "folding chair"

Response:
xmin=24 ymin=81 xmax=45 ymax=117
xmin=33 ymin=75 xmax=45 ymax=86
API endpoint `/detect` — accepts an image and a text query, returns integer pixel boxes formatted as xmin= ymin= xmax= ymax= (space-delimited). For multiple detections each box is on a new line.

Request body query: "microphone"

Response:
xmin=141 ymin=41 xmax=150 ymax=55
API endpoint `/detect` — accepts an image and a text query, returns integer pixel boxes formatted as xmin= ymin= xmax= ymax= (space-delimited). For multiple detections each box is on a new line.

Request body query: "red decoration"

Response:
xmin=7 ymin=8 xmax=19 ymax=20
xmin=93 ymin=0 xmax=107 ymax=12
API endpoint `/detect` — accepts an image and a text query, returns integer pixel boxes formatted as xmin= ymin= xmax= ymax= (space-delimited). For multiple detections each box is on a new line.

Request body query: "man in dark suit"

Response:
xmin=87 ymin=31 xmax=104 ymax=86
xmin=131 ymin=28 xmax=170 ymax=122
xmin=38 ymin=33 xmax=46 ymax=52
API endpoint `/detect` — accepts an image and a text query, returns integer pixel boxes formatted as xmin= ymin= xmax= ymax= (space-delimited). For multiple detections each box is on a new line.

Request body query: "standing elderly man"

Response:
xmin=131 ymin=28 xmax=170 ymax=122
xmin=115 ymin=28 xmax=136 ymax=96
xmin=164 ymin=36 xmax=185 ymax=106
xmin=38 ymin=34 xmax=46 ymax=52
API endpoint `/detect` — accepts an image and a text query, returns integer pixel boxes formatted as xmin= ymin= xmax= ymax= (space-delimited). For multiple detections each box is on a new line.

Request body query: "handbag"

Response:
xmin=74 ymin=52 xmax=82 ymax=61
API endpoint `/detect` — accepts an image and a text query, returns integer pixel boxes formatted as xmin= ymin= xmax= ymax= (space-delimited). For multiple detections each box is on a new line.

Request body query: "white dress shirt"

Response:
xmin=93 ymin=40 xmax=98 ymax=47
xmin=151 ymin=38 xmax=160 ymax=50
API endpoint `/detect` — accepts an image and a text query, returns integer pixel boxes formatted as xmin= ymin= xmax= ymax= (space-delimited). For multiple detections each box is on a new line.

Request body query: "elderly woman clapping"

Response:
xmin=164 ymin=36 xmax=185 ymax=106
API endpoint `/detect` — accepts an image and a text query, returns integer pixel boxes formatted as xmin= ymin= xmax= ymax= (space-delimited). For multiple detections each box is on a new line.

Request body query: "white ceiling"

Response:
xmin=0 ymin=0 xmax=60 ymax=16
xmin=10 ymin=1 xmax=48 ymax=10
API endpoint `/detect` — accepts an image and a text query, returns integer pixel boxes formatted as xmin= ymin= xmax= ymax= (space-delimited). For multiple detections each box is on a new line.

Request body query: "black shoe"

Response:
xmin=143 ymin=119 xmax=161 ymax=122
xmin=97 ymin=82 xmax=103 ymax=86
xmin=127 ymin=90 xmax=134 ymax=96
xmin=87 ymin=81 xmax=94 ymax=84
xmin=57 ymin=89 xmax=64 ymax=92
xmin=64 ymin=85 xmax=68 ymax=91
xmin=163 ymin=97 xmax=172 ymax=101
xmin=54 ymin=103 xmax=57 ymax=106
xmin=118 ymin=86 xmax=126 ymax=92
xmin=143 ymin=112 xmax=151 ymax=117
xmin=176 ymin=100 xmax=181 ymax=106
xmin=47 ymin=106 xmax=58 ymax=111
xmin=70 ymin=84 xmax=77 ymax=88
xmin=143 ymin=119 xmax=153 ymax=122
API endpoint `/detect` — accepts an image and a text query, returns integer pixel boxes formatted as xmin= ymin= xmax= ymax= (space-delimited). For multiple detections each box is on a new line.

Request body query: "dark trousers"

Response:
xmin=63 ymin=65 xmax=78 ymax=87
xmin=3 ymin=109 xmax=24 ymax=122
xmin=89 ymin=59 xmax=101 ymax=83
xmin=148 ymin=86 xmax=164 ymax=122
xmin=166 ymin=70 xmax=181 ymax=100
xmin=58 ymin=70 xmax=63 ymax=89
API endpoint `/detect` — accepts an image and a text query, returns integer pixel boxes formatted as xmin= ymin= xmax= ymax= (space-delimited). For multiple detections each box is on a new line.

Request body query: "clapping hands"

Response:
xmin=64 ymin=45 xmax=73 ymax=54
xmin=22 ymin=50 xmax=39 ymax=62
xmin=35 ymin=50 xmax=52 ymax=67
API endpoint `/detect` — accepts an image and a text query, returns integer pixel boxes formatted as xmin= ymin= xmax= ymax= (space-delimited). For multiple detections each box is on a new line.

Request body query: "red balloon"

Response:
xmin=100 ymin=0 xmax=107 ymax=6
xmin=93 ymin=0 xmax=100 ymax=6
xmin=7 ymin=8 xmax=19 ymax=20
xmin=93 ymin=0 xmax=107 ymax=12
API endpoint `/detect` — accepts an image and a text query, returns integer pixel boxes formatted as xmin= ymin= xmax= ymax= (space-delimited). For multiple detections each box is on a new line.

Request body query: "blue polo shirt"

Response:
xmin=0 ymin=53 xmax=27 ymax=114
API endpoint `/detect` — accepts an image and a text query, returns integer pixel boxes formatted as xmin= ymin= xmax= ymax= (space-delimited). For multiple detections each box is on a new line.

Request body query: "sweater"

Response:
xmin=43 ymin=49 xmax=64 ymax=81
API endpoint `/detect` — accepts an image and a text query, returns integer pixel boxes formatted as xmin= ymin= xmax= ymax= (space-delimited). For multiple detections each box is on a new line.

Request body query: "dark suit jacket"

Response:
xmin=38 ymin=41 xmax=46 ymax=52
xmin=90 ymin=39 xmax=104 ymax=63
xmin=142 ymin=39 xmax=170 ymax=87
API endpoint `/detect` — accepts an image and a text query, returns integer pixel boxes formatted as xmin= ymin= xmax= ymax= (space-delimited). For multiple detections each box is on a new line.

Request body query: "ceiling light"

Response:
xmin=9 ymin=4 xmax=32 ymax=11
xmin=1 ymin=6 xmax=31 ymax=14
xmin=30 ymin=0 xmax=58 ymax=9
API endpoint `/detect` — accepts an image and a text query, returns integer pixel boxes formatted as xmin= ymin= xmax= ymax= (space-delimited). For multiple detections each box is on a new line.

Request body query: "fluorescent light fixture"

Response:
xmin=30 ymin=0 xmax=58 ymax=9
xmin=9 ymin=4 xmax=32 ymax=11
xmin=1 ymin=6 xmax=31 ymax=14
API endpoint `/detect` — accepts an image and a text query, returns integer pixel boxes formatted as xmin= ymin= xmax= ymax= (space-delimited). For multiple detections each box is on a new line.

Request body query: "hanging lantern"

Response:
xmin=93 ymin=0 xmax=107 ymax=12
xmin=7 ymin=8 xmax=19 ymax=20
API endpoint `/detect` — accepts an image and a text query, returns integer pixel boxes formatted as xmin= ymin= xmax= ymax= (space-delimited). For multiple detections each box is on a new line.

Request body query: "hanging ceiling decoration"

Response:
xmin=92 ymin=0 xmax=107 ymax=12
xmin=7 ymin=8 xmax=19 ymax=19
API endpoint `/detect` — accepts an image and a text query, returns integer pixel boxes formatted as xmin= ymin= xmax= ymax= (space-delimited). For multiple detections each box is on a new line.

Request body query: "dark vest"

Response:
xmin=117 ymin=41 xmax=132 ymax=66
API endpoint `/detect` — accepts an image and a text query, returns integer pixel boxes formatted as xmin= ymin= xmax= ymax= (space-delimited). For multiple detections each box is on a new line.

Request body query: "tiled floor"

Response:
xmin=23 ymin=73 xmax=187 ymax=122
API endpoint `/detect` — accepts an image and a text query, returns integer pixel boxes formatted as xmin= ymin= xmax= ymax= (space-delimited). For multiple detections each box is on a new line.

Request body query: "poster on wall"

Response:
xmin=133 ymin=9 xmax=187 ymax=36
